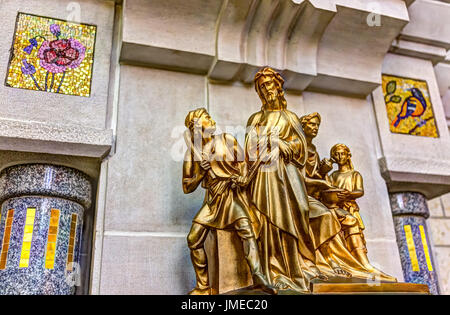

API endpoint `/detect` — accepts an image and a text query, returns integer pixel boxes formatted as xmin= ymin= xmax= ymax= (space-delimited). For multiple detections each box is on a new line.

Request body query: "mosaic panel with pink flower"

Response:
xmin=5 ymin=13 xmax=96 ymax=97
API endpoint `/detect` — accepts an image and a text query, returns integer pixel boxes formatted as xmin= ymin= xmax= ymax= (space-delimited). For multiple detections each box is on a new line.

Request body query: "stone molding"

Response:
xmin=120 ymin=0 xmax=409 ymax=97
xmin=0 ymin=119 xmax=113 ymax=158
xmin=0 ymin=163 xmax=92 ymax=208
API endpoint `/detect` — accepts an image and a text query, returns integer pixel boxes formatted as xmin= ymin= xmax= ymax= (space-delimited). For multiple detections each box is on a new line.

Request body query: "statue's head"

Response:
xmin=185 ymin=107 xmax=216 ymax=137
xmin=300 ymin=112 xmax=321 ymax=139
xmin=330 ymin=143 xmax=353 ymax=170
xmin=254 ymin=67 xmax=287 ymax=110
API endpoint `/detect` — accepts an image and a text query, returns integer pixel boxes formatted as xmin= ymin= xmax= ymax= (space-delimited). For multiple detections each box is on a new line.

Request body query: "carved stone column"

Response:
xmin=0 ymin=164 xmax=91 ymax=295
xmin=389 ymin=192 xmax=440 ymax=295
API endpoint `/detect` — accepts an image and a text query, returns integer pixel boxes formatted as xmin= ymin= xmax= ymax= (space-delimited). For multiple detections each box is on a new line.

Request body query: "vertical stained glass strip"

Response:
xmin=0 ymin=209 xmax=15 ymax=270
xmin=45 ymin=209 xmax=60 ymax=269
xmin=404 ymin=225 xmax=420 ymax=272
xmin=19 ymin=208 xmax=36 ymax=268
xmin=66 ymin=214 xmax=78 ymax=271
xmin=419 ymin=225 xmax=433 ymax=272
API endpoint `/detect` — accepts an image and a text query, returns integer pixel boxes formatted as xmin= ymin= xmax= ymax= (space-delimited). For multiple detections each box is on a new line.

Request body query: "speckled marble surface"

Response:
xmin=0 ymin=164 xmax=91 ymax=208
xmin=0 ymin=197 xmax=83 ymax=295
xmin=0 ymin=164 xmax=91 ymax=295
xmin=390 ymin=192 xmax=440 ymax=295
xmin=390 ymin=192 xmax=430 ymax=218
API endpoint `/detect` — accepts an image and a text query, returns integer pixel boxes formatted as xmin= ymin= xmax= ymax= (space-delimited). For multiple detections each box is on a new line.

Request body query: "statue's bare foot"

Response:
xmin=332 ymin=267 xmax=352 ymax=278
xmin=316 ymin=271 xmax=329 ymax=281
xmin=188 ymin=287 xmax=211 ymax=295
xmin=309 ymin=265 xmax=328 ymax=281
xmin=252 ymin=273 xmax=278 ymax=295
xmin=273 ymin=277 xmax=310 ymax=294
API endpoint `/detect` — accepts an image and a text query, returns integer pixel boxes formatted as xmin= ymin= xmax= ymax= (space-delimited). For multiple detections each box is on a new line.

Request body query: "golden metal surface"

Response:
xmin=183 ymin=67 xmax=415 ymax=295
xmin=312 ymin=283 xmax=429 ymax=295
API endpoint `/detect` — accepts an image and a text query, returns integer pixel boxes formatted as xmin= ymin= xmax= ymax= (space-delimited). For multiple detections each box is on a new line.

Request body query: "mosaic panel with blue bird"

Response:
xmin=382 ymin=75 xmax=438 ymax=138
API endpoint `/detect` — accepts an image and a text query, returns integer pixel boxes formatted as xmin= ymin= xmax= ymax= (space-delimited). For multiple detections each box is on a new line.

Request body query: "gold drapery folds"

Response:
xmin=182 ymin=68 xmax=396 ymax=295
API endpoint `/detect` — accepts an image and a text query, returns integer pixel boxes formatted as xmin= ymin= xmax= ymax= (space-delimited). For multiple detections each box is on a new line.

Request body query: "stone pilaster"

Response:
xmin=390 ymin=192 xmax=440 ymax=295
xmin=0 ymin=164 xmax=91 ymax=295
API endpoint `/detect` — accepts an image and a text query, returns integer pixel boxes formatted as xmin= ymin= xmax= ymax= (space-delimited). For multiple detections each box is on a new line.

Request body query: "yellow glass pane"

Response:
xmin=45 ymin=261 xmax=54 ymax=269
xmin=22 ymin=242 xmax=31 ymax=251
xmin=26 ymin=208 xmax=36 ymax=217
xmin=20 ymin=250 xmax=30 ymax=259
xmin=24 ymin=225 xmax=34 ymax=234
xmin=404 ymin=225 xmax=420 ymax=272
xmin=19 ymin=259 xmax=29 ymax=268
xmin=23 ymin=234 xmax=32 ymax=242
xmin=25 ymin=216 xmax=35 ymax=225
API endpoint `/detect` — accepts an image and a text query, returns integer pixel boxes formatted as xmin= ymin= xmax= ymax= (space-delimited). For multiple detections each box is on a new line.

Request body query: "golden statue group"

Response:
xmin=182 ymin=67 xmax=396 ymax=295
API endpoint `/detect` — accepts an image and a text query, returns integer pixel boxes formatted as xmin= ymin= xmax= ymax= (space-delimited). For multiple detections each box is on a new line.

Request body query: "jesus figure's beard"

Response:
xmin=263 ymin=94 xmax=282 ymax=110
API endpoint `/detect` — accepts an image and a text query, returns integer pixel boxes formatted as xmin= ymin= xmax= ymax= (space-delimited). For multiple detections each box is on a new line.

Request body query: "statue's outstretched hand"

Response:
xmin=231 ymin=175 xmax=248 ymax=188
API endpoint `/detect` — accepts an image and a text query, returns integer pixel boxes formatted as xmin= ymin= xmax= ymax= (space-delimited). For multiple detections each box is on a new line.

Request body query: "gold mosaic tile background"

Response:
xmin=5 ymin=13 xmax=96 ymax=97
xmin=382 ymin=74 xmax=438 ymax=138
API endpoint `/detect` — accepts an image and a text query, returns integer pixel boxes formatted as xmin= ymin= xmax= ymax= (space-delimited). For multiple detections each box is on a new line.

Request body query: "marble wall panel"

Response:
xmin=104 ymin=66 xmax=206 ymax=232
xmin=99 ymin=234 xmax=193 ymax=295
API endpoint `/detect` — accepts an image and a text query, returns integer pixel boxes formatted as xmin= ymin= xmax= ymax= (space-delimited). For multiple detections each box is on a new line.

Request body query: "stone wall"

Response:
xmin=0 ymin=0 xmax=448 ymax=295
xmin=90 ymin=64 xmax=404 ymax=294
xmin=427 ymin=193 xmax=450 ymax=294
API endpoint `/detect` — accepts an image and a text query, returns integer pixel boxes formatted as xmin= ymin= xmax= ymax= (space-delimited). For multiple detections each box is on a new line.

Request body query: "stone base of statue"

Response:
xmin=209 ymin=230 xmax=430 ymax=295
xmin=311 ymin=282 xmax=429 ymax=295
xmin=204 ymin=230 xmax=253 ymax=295
xmin=223 ymin=282 xmax=429 ymax=295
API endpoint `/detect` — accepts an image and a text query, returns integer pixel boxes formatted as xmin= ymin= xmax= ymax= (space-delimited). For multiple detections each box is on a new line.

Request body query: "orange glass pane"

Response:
xmin=66 ymin=214 xmax=78 ymax=271
xmin=0 ymin=209 xmax=14 ymax=269
xmin=48 ymin=226 xmax=58 ymax=235
xmin=45 ymin=209 xmax=60 ymax=269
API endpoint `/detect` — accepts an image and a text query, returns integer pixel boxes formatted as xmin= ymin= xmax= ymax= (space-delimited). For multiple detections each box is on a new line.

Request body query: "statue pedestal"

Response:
xmin=205 ymin=230 xmax=252 ymax=295
xmin=312 ymin=283 xmax=429 ymax=295
xmin=224 ymin=282 xmax=429 ymax=295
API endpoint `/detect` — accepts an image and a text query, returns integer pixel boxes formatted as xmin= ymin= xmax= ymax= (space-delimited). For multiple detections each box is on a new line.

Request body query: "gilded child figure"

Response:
xmin=329 ymin=144 xmax=397 ymax=282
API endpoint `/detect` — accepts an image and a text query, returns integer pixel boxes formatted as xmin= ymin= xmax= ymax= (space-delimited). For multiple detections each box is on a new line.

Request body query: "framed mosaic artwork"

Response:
xmin=5 ymin=13 xmax=97 ymax=97
xmin=382 ymin=74 xmax=439 ymax=138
